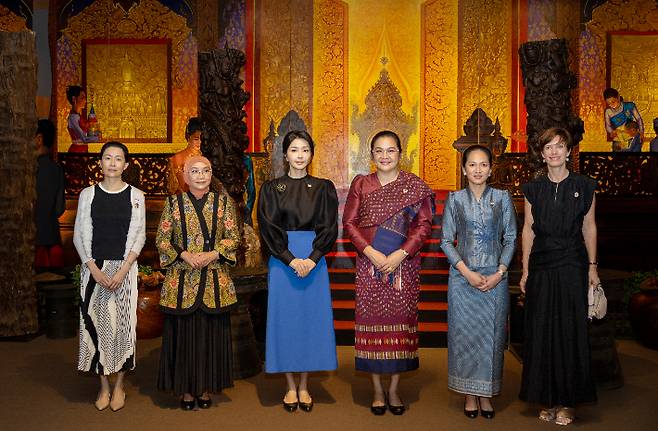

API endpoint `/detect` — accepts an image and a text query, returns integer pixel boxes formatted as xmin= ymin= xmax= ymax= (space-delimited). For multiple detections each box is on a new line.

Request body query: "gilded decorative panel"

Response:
xmin=312 ymin=0 xmax=349 ymax=187
xmin=0 ymin=5 xmax=27 ymax=31
xmin=346 ymin=0 xmax=421 ymax=180
xmin=421 ymin=0 xmax=458 ymax=190
xmin=580 ymin=0 xmax=658 ymax=151
xmin=56 ymin=0 xmax=197 ymax=153
xmin=258 ymin=0 xmax=313 ymax=149
xmin=84 ymin=40 xmax=170 ymax=142
xmin=458 ymin=0 xmax=512 ymax=155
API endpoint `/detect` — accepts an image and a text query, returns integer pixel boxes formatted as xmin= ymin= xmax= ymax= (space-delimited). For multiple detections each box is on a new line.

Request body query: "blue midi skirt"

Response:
xmin=447 ymin=265 xmax=509 ymax=397
xmin=265 ymin=231 xmax=337 ymax=373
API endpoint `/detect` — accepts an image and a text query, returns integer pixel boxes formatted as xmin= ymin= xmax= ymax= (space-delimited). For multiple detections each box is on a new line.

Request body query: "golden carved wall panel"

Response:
xmin=258 ymin=0 xmax=313 ymax=150
xmin=56 ymin=0 xmax=197 ymax=153
xmin=312 ymin=0 xmax=349 ymax=187
xmin=421 ymin=0 xmax=458 ymax=190
xmin=580 ymin=0 xmax=658 ymax=151
xmin=0 ymin=5 xmax=27 ymax=31
xmin=458 ymin=0 xmax=512 ymax=153
xmin=85 ymin=41 xmax=170 ymax=142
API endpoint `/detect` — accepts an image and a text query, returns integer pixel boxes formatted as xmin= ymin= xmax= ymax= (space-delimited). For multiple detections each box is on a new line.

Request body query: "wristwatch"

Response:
xmin=496 ymin=269 xmax=507 ymax=278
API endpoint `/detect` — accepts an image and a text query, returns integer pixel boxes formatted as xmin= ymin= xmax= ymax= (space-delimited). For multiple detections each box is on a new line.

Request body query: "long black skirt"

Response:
xmin=519 ymin=263 xmax=597 ymax=407
xmin=158 ymin=310 xmax=233 ymax=397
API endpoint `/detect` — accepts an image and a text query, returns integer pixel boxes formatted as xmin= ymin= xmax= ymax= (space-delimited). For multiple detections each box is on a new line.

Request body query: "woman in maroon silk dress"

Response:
xmin=343 ymin=130 xmax=434 ymax=416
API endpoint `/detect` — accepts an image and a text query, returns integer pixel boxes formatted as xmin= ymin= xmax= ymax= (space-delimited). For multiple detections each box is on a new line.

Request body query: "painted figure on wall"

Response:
xmin=603 ymin=87 xmax=644 ymax=151
xmin=66 ymin=85 xmax=100 ymax=152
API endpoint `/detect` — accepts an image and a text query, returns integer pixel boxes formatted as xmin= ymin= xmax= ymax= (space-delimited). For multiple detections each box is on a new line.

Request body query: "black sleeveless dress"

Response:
xmin=519 ymin=172 xmax=597 ymax=407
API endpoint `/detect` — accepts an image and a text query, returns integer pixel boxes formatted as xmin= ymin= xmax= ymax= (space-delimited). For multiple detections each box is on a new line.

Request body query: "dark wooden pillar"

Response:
xmin=0 ymin=31 xmax=39 ymax=336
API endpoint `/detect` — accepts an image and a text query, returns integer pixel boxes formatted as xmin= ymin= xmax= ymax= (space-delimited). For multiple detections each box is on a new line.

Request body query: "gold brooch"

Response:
xmin=276 ymin=183 xmax=286 ymax=192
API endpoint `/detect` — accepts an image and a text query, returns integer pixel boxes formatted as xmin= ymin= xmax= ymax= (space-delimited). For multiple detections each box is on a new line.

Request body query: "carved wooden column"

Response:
xmin=0 ymin=32 xmax=39 ymax=336
xmin=519 ymin=39 xmax=583 ymax=171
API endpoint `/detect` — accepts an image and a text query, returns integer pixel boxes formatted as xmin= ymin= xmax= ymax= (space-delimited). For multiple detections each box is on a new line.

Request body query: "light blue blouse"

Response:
xmin=440 ymin=186 xmax=517 ymax=269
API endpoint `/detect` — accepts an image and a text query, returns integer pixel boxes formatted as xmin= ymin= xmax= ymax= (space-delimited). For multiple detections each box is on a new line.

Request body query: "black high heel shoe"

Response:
xmin=464 ymin=398 xmax=478 ymax=419
xmin=196 ymin=395 xmax=212 ymax=409
xmin=387 ymin=397 xmax=406 ymax=416
xmin=479 ymin=397 xmax=495 ymax=419
xmin=371 ymin=393 xmax=387 ymax=416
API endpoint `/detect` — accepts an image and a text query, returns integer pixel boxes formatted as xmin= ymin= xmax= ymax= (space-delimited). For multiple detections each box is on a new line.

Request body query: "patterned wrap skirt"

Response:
xmin=447 ymin=265 xmax=509 ymax=396
xmin=354 ymin=254 xmax=421 ymax=374
xmin=78 ymin=260 xmax=137 ymax=375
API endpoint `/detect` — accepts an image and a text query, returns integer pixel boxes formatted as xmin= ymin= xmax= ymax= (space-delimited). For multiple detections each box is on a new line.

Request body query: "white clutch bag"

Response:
xmin=588 ymin=283 xmax=607 ymax=320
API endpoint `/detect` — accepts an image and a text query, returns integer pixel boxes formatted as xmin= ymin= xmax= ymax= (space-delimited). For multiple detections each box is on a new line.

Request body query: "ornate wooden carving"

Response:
xmin=262 ymin=111 xmax=308 ymax=179
xmin=59 ymin=153 xmax=170 ymax=196
xmin=0 ymin=32 xmax=38 ymax=336
xmin=519 ymin=38 xmax=584 ymax=171
xmin=351 ymin=61 xmax=418 ymax=176
xmin=453 ymin=108 xmax=509 ymax=189
xmin=198 ymin=46 xmax=250 ymax=208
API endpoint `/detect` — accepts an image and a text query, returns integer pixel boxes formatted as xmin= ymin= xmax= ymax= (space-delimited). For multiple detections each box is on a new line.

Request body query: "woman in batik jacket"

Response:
xmin=156 ymin=155 xmax=239 ymax=411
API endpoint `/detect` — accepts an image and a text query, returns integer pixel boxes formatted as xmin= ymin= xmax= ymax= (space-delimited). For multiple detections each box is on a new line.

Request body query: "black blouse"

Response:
xmin=91 ymin=184 xmax=132 ymax=260
xmin=257 ymin=175 xmax=338 ymax=265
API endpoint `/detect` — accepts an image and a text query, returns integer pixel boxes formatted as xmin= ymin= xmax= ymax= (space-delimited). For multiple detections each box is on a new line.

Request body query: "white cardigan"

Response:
xmin=73 ymin=184 xmax=146 ymax=264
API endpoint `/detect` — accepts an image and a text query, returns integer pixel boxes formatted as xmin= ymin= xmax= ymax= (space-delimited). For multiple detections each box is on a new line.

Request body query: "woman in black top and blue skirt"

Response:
xmin=257 ymin=130 xmax=339 ymax=413
xmin=73 ymin=141 xmax=146 ymax=412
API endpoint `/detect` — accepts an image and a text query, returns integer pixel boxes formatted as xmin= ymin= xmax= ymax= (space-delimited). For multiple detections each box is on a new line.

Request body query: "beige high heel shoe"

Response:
xmin=94 ymin=392 xmax=111 ymax=411
xmin=110 ymin=389 xmax=126 ymax=412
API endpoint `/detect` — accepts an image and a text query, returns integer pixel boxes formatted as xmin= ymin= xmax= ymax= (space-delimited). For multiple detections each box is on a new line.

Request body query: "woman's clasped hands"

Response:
xmin=289 ymin=258 xmax=316 ymax=278
xmin=464 ymin=268 xmax=503 ymax=292
xmin=181 ymin=250 xmax=219 ymax=269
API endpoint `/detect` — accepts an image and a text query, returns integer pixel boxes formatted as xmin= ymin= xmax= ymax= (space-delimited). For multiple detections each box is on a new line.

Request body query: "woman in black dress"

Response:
xmin=519 ymin=127 xmax=599 ymax=426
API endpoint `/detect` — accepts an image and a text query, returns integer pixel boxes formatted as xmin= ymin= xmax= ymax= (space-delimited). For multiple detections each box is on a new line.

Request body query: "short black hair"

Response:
xmin=370 ymin=130 xmax=402 ymax=152
xmin=462 ymin=144 xmax=492 ymax=167
xmin=603 ymin=87 xmax=619 ymax=100
xmin=100 ymin=141 xmax=130 ymax=161
xmin=66 ymin=85 xmax=83 ymax=105
xmin=36 ymin=119 xmax=56 ymax=149
xmin=282 ymin=130 xmax=314 ymax=155
xmin=185 ymin=117 xmax=204 ymax=140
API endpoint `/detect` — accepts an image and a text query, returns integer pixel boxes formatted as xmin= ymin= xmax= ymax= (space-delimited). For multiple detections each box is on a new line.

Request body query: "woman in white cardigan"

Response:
xmin=73 ymin=141 xmax=145 ymax=412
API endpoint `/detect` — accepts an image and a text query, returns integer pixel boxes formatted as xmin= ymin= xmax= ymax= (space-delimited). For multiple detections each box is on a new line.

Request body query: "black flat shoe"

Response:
xmin=370 ymin=404 xmax=387 ymax=415
xmin=299 ymin=400 xmax=313 ymax=412
xmin=387 ymin=401 xmax=406 ymax=416
xmin=196 ymin=396 xmax=212 ymax=409
xmin=180 ymin=398 xmax=195 ymax=411
xmin=283 ymin=400 xmax=298 ymax=412
xmin=464 ymin=403 xmax=478 ymax=419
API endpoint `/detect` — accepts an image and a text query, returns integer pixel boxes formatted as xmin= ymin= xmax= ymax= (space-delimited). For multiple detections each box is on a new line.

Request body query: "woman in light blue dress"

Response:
xmin=441 ymin=145 xmax=517 ymax=419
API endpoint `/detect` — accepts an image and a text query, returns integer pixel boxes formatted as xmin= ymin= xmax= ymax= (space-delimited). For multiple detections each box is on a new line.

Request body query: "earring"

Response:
xmin=542 ymin=158 xmax=546 ymax=163
xmin=566 ymin=156 xmax=570 ymax=162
